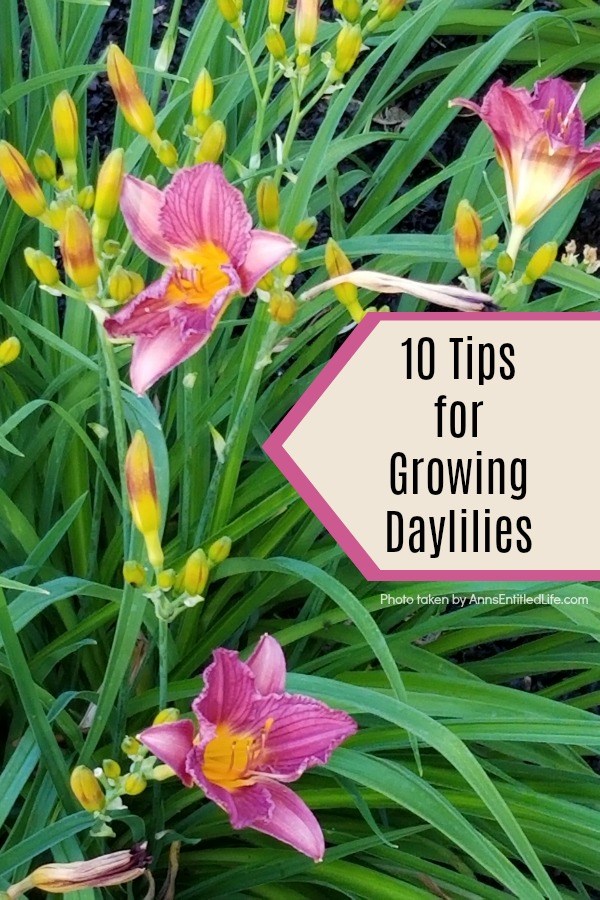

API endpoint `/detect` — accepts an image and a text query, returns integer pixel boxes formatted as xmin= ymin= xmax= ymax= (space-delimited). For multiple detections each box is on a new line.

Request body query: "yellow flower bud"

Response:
xmin=33 ymin=149 xmax=56 ymax=182
xmin=56 ymin=175 xmax=72 ymax=192
xmin=192 ymin=68 xmax=214 ymax=117
xmin=103 ymin=239 xmax=121 ymax=258
xmin=94 ymin=148 xmax=125 ymax=222
xmin=265 ymin=26 xmax=287 ymax=61
xmin=123 ymin=559 xmax=146 ymax=587
xmin=107 ymin=45 xmax=156 ymax=137
xmin=269 ymin=0 xmax=287 ymax=25
xmin=124 ymin=773 xmax=147 ymax=796
xmin=269 ymin=290 xmax=297 ymax=325
xmin=52 ymin=91 xmax=79 ymax=169
xmin=325 ymin=237 xmax=360 ymax=310
xmin=454 ymin=199 xmax=482 ymax=270
xmin=257 ymin=272 xmax=275 ymax=292
xmin=157 ymin=139 xmax=178 ymax=168
xmin=157 ymin=568 xmax=175 ymax=590
xmin=524 ymin=241 xmax=558 ymax=284
xmin=208 ymin=535 xmax=232 ymax=565
xmin=341 ymin=0 xmax=361 ymax=22
xmin=294 ymin=217 xmax=318 ymax=244
xmin=126 ymin=431 xmax=163 ymax=571
xmin=296 ymin=51 xmax=310 ymax=71
xmin=121 ymin=735 xmax=142 ymax=757
xmin=217 ymin=0 xmax=242 ymax=25
xmin=497 ymin=251 xmax=514 ymax=275
xmin=60 ymin=206 xmax=100 ymax=290
xmin=280 ymin=252 xmax=298 ymax=276
xmin=195 ymin=120 xmax=226 ymax=164
xmin=0 ymin=336 xmax=21 ymax=368
xmin=152 ymin=764 xmax=176 ymax=781
xmin=70 ymin=765 xmax=105 ymax=812
xmin=77 ymin=185 xmax=95 ymax=210
xmin=182 ymin=548 xmax=209 ymax=596
xmin=48 ymin=201 xmax=67 ymax=230
xmin=0 ymin=141 xmax=46 ymax=218
xmin=153 ymin=707 xmax=180 ymax=725
xmin=194 ymin=111 xmax=214 ymax=136
xmin=482 ymin=234 xmax=499 ymax=253
xmin=333 ymin=24 xmax=362 ymax=76
xmin=129 ymin=271 xmax=145 ymax=295
xmin=295 ymin=0 xmax=320 ymax=47
xmin=24 ymin=248 xmax=60 ymax=287
xmin=102 ymin=759 xmax=121 ymax=779
xmin=257 ymin=176 xmax=280 ymax=229
xmin=378 ymin=0 xmax=406 ymax=22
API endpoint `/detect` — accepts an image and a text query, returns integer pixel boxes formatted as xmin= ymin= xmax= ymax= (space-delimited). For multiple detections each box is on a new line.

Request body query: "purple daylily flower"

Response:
xmin=104 ymin=164 xmax=295 ymax=394
xmin=139 ymin=634 xmax=357 ymax=861
xmin=451 ymin=78 xmax=600 ymax=257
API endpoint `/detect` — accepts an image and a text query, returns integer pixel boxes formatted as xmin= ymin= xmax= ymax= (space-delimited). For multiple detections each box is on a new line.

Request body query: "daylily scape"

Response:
xmin=139 ymin=634 xmax=357 ymax=860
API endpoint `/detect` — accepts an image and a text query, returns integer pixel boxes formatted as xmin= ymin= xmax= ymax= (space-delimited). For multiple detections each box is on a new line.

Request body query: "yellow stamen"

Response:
xmin=202 ymin=719 xmax=273 ymax=790
xmin=168 ymin=242 xmax=231 ymax=307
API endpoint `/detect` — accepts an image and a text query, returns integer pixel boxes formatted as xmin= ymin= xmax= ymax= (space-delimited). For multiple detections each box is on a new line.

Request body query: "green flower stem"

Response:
xmin=193 ymin=310 xmax=281 ymax=545
xmin=97 ymin=321 xmax=131 ymax=553
xmin=158 ymin=614 xmax=169 ymax=711
xmin=235 ymin=24 xmax=263 ymax=113
xmin=87 ymin=339 xmax=109 ymax=579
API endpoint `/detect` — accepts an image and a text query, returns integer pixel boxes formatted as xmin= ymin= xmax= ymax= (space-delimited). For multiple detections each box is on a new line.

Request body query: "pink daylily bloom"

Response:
xmin=104 ymin=164 xmax=296 ymax=394
xmin=451 ymin=78 xmax=600 ymax=255
xmin=139 ymin=634 xmax=357 ymax=861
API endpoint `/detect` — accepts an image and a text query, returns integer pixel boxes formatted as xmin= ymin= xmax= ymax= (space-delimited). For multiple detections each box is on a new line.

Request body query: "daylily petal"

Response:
xmin=251 ymin=781 xmax=326 ymax=861
xmin=193 ymin=648 xmax=257 ymax=731
xmin=159 ymin=163 xmax=253 ymax=268
xmin=256 ymin=692 xmax=357 ymax=780
xmin=120 ymin=175 xmax=172 ymax=265
xmin=237 ymin=230 xmax=296 ymax=295
xmin=247 ymin=634 xmax=286 ymax=695
xmin=104 ymin=268 xmax=239 ymax=393
xmin=511 ymin=132 xmax=576 ymax=228
xmin=532 ymin=77 xmax=585 ymax=146
xmin=138 ymin=720 xmax=195 ymax=786
xmin=301 ymin=271 xmax=496 ymax=312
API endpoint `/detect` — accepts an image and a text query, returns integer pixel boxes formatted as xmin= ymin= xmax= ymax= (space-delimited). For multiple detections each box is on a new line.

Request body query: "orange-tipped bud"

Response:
xmin=333 ymin=24 xmax=362 ymax=76
xmin=257 ymin=176 xmax=280 ymax=229
xmin=123 ymin=559 xmax=146 ymax=587
xmin=524 ymin=241 xmax=558 ymax=284
xmin=182 ymin=548 xmax=209 ymax=596
xmin=33 ymin=149 xmax=56 ymax=182
xmin=195 ymin=120 xmax=226 ymax=163
xmin=60 ymin=206 xmax=100 ymax=290
xmin=125 ymin=431 xmax=163 ymax=571
xmin=217 ymin=0 xmax=242 ymax=25
xmin=295 ymin=0 xmax=320 ymax=47
xmin=265 ymin=27 xmax=287 ymax=61
xmin=191 ymin=68 xmax=214 ymax=117
xmin=378 ymin=0 xmax=406 ymax=21
xmin=153 ymin=707 xmax=180 ymax=725
xmin=70 ymin=765 xmax=105 ymax=813
xmin=94 ymin=148 xmax=125 ymax=222
xmin=0 ymin=336 xmax=21 ymax=368
xmin=454 ymin=200 xmax=482 ymax=270
xmin=208 ymin=535 xmax=232 ymax=565
xmin=0 ymin=141 xmax=46 ymax=218
xmin=77 ymin=185 xmax=95 ymax=210
xmin=293 ymin=217 xmax=318 ymax=244
xmin=107 ymin=45 xmax=156 ymax=137
xmin=325 ymin=238 xmax=360 ymax=310
xmin=269 ymin=290 xmax=297 ymax=324
xmin=156 ymin=139 xmax=178 ymax=168
xmin=269 ymin=0 xmax=287 ymax=25
xmin=6 ymin=846 xmax=150 ymax=897
xmin=52 ymin=91 xmax=79 ymax=166
xmin=24 ymin=248 xmax=60 ymax=287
